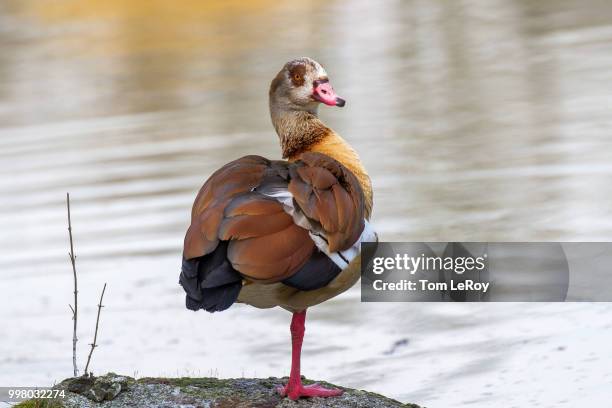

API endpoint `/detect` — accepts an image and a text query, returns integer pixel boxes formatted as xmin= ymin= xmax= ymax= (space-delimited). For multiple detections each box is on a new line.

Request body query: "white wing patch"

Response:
xmin=259 ymin=186 xmax=377 ymax=269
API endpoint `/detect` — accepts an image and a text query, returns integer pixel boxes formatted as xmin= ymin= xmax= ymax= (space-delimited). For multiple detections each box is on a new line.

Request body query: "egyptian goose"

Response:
xmin=180 ymin=57 xmax=376 ymax=400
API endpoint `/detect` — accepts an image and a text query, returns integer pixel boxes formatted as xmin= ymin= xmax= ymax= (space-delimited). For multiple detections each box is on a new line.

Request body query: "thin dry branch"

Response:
xmin=84 ymin=282 xmax=107 ymax=375
xmin=66 ymin=192 xmax=79 ymax=377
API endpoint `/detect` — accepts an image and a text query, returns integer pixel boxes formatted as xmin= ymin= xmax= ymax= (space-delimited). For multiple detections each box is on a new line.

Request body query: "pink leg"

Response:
xmin=277 ymin=309 xmax=344 ymax=400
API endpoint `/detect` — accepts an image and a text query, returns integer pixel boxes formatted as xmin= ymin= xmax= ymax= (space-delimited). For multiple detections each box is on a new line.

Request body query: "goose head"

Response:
xmin=269 ymin=57 xmax=345 ymax=116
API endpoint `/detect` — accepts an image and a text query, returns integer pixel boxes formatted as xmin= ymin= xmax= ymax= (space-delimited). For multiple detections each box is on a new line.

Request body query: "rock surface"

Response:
xmin=16 ymin=373 xmax=421 ymax=408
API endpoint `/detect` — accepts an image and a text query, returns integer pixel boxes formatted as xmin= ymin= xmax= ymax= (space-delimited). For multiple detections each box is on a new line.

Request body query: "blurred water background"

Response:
xmin=1 ymin=1 xmax=612 ymax=407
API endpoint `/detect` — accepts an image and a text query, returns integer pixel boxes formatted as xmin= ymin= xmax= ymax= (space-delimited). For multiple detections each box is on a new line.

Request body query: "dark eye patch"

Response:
xmin=289 ymin=64 xmax=306 ymax=86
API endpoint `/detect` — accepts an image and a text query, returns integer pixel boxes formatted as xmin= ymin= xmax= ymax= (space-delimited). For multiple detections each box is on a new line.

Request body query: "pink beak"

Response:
xmin=313 ymin=80 xmax=346 ymax=107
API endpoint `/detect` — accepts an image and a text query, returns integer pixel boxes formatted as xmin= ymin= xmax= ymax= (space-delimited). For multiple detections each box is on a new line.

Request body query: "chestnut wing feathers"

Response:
xmin=180 ymin=153 xmax=367 ymax=312
xmin=288 ymin=153 xmax=365 ymax=252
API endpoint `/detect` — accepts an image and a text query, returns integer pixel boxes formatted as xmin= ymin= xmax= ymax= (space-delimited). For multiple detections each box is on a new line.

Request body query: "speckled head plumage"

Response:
xmin=269 ymin=58 xmax=347 ymax=159
xmin=269 ymin=57 xmax=345 ymax=114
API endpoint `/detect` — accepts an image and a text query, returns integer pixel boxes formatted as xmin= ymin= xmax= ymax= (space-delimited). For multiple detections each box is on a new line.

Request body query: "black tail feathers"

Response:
xmin=179 ymin=241 xmax=242 ymax=313
xmin=282 ymin=249 xmax=341 ymax=291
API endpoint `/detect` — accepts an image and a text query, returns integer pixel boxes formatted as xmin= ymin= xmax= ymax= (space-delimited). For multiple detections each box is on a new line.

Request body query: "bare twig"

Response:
xmin=84 ymin=283 xmax=107 ymax=375
xmin=66 ymin=193 xmax=79 ymax=377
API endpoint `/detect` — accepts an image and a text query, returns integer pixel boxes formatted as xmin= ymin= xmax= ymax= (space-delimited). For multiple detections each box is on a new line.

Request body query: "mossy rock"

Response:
xmin=14 ymin=400 xmax=65 ymax=408
xmin=17 ymin=373 xmax=421 ymax=408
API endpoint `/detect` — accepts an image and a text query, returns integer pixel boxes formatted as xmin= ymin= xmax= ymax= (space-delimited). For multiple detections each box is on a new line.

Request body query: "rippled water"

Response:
xmin=1 ymin=1 xmax=612 ymax=407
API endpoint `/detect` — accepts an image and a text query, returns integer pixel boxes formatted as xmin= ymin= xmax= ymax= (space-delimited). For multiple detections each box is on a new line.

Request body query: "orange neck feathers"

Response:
xmin=272 ymin=110 xmax=329 ymax=159
xmin=272 ymin=111 xmax=373 ymax=218
xmin=305 ymin=131 xmax=373 ymax=219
